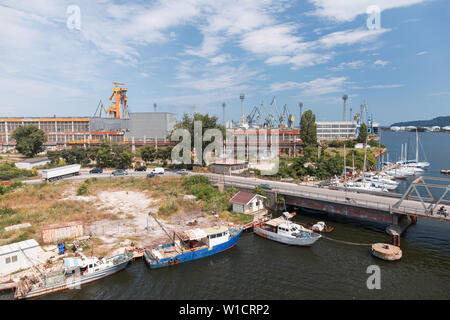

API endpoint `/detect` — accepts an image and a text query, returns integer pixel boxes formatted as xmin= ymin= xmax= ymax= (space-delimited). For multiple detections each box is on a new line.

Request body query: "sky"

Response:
xmin=0 ymin=0 xmax=449 ymax=126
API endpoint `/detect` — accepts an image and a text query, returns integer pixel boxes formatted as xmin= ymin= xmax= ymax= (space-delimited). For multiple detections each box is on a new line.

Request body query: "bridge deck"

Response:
xmin=206 ymin=174 xmax=450 ymax=222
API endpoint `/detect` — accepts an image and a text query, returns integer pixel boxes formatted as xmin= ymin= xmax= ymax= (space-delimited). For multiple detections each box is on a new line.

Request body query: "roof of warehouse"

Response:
xmin=16 ymin=157 xmax=49 ymax=164
xmin=0 ymin=239 xmax=40 ymax=255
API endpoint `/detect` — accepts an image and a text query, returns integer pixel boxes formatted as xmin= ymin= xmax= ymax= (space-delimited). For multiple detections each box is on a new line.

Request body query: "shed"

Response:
xmin=230 ymin=191 xmax=266 ymax=214
xmin=210 ymin=160 xmax=248 ymax=175
xmin=0 ymin=239 xmax=41 ymax=275
xmin=15 ymin=157 xmax=50 ymax=170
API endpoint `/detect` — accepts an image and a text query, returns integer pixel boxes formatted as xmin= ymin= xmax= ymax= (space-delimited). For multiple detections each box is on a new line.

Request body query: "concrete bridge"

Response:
xmin=206 ymin=174 xmax=450 ymax=245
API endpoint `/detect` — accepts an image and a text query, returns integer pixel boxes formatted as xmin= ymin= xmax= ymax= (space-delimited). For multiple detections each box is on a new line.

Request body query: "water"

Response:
xmin=3 ymin=131 xmax=450 ymax=300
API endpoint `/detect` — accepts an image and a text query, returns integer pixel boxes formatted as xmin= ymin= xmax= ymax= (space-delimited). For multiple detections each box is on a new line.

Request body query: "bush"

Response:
xmin=0 ymin=163 xmax=35 ymax=180
xmin=77 ymin=183 xmax=89 ymax=196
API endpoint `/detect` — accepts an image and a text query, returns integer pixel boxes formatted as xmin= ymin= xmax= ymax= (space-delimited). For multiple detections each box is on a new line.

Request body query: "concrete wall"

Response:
xmin=125 ymin=112 xmax=177 ymax=140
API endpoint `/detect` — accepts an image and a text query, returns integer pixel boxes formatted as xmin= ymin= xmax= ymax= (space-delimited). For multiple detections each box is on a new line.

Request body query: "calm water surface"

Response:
xmin=3 ymin=131 xmax=449 ymax=300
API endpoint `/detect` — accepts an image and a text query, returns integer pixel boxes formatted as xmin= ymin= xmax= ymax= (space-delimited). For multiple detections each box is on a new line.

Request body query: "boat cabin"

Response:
xmin=63 ymin=256 xmax=103 ymax=276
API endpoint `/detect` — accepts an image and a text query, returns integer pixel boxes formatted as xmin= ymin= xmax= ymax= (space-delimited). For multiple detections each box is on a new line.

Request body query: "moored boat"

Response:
xmin=144 ymin=226 xmax=243 ymax=269
xmin=14 ymin=252 xmax=132 ymax=299
xmin=305 ymin=221 xmax=334 ymax=233
xmin=254 ymin=212 xmax=321 ymax=246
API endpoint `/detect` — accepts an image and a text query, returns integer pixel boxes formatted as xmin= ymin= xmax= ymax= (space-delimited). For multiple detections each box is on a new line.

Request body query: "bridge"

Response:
xmin=206 ymin=174 xmax=450 ymax=245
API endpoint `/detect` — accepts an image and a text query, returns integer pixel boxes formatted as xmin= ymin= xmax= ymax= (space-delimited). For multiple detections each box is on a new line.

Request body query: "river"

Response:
xmin=3 ymin=131 xmax=450 ymax=300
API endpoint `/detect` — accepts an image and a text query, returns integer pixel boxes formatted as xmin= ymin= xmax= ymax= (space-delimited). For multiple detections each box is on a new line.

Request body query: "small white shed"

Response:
xmin=0 ymin=239 xmax=41 ymax=275
xmin=15 ymin=157 xmax=50 ymax=170
xmin=230 ymin=191 xmax=266 ymax=214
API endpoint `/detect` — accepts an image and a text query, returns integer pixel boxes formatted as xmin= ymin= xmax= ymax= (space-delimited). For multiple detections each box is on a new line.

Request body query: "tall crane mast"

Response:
xmin=106 ymin=82 xmax=129 ymax=119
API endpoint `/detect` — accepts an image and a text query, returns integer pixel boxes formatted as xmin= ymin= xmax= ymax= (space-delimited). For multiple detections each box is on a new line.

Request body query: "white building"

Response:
xmin=230 ymin=191 xmax=266 ymax=214
xmin=0 ymin=239 xmax=41 ymax=275
xmin=15 ymin=157 xmax=50 ymax=170
xmin=316 ymin=121 xmax=357 ymax=141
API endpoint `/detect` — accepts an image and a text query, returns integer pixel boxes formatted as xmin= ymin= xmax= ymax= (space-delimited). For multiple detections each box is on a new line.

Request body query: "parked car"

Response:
xmin=259 ymin=183 xmax=273 ymax=190
xmin=150 ymin=168 xmax=165 ymax=175
xmin=90 ymin=167 xmax=103 ymax=174
xmin=147 ymin=172 xmax=156 ymax=178
xmin=176 ymin=169 xmax=188 ymax=175
xmin=135 ymin=166 xmax=147 ymax=172
xmin=112 ymin=169 xmax=128 ymax=176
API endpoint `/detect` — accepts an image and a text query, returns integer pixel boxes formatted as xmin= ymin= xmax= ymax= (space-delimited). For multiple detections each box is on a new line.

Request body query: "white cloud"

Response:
xmin=270 ymin=77 xmax=347 ymax=96
xmin=416 ymin=51 xmax=428 ymax=55
xmin=317 ymin=28 xmax=390 ymax=48
xmin=352 ymin=84 xmax=404 ymax=89
xmin=329 ymin=60 xmax=365 ymax=71
xmin=374 ymin=60 xmax=390 ymax=67
xmin=307 ymin=0 xmax=426 ymax=22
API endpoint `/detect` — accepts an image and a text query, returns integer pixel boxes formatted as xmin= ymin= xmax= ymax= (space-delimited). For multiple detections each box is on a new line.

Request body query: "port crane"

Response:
xmin=247 ymin=105 xmax=262 ymax=127
xmin=106 ymin=82 xmax=129 ymax=119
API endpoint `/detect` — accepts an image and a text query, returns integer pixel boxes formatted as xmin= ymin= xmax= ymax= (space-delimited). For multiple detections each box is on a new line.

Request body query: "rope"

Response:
xmin=318 ymin=234 xmax=373 ymax=246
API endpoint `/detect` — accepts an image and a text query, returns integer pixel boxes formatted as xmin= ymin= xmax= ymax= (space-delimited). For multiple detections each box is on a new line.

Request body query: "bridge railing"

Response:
xmin=207 ymin=174 xmax=449 ymax=219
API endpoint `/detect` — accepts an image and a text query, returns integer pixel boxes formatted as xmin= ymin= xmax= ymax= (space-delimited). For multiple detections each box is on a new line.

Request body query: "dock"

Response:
xmin=0 ymin=280 xmax=17 ymax=292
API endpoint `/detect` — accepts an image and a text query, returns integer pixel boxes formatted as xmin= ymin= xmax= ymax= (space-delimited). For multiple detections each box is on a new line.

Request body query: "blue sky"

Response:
xmin=0 ymin=0 xmax=449 ymax=126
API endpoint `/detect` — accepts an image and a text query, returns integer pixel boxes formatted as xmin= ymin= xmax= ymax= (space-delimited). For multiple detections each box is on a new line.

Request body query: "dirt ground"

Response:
xmin=60 ymin=187 xmax=221 ymax=256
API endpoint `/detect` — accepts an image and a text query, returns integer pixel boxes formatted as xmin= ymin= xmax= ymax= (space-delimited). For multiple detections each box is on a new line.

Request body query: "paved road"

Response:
xmin=23 ymin=169 xmax=181 ymax=185
xmin=204 ymin=173 xmax=450 ymax=221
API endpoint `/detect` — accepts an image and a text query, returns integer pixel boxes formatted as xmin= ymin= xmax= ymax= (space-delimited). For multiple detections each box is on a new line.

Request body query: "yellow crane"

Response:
xmin=106 ymin=82 xmax=129 ymax=119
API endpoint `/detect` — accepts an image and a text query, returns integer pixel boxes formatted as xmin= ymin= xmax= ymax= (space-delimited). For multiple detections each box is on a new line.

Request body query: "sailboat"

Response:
xmin=403 ymin=129 xmax=430 ymax=168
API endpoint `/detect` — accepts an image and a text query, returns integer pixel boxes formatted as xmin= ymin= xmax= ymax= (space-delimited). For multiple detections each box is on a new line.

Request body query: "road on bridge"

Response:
xmin=204 ymin=173 xmax=450 ymax=222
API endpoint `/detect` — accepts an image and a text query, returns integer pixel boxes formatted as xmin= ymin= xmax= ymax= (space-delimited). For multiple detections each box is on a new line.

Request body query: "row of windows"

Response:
xmin=0 ymin=121 xmax=90 ymax=133
xmin=4 ymin=255 xmax=18 ymax=264
xmin=209 ymin=232 xmax=228 ymax=239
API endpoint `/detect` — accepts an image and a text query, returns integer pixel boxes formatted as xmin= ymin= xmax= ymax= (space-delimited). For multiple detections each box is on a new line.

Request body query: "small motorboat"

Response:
xmin=305 ymin=221 xmax=334 ymax=233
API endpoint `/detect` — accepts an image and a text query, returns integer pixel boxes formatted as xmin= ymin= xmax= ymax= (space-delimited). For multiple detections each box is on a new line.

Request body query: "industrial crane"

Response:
xmin=247 ymin=106 xmax=262 ymax=127
xmin=106 ymin=82 xmax=129 ymax=119
xmin=281 ymin=104 xmax=295 ymax=128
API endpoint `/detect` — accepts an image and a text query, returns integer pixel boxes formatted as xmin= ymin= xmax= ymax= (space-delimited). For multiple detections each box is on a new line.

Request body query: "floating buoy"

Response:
xmin=371 ymin=243 xmax=402 ymax=261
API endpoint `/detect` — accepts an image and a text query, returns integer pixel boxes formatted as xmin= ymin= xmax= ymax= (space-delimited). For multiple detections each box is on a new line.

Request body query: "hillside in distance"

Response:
xmin=391 ymin=116 xmax=450 ymax=127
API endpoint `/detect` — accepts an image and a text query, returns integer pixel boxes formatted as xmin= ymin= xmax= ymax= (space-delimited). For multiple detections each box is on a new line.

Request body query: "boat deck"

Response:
xmin=152 ymin=244 xmax=208 ymax=260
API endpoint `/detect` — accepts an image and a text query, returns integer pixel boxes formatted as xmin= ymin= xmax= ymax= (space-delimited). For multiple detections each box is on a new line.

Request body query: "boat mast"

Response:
xmin=416 ymin=128 xmax=419 ymax=163
xmin=149 ymin=212 xmax=184 ymax=253
xmin=344 ymin=144 xmax=347 ymax=190
xmin=362 ymin=134 xmax=368 ymax=183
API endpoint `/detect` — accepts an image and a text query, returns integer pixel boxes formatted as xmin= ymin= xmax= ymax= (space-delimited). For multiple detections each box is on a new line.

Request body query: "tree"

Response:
xmin=117 ymin=151 xmax=133 ymax=169
xmin=12 ymin=125 xmax=47 ymax=157
xmin=140 ymin=146 xmax=156 ymax=162
xmin=357 ymin=123 xmax=368 ymax=143
xmin=300 ymin=110 xmax=317 ymax=147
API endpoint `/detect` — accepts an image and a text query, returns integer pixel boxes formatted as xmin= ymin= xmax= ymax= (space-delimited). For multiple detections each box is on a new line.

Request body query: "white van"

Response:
xmin=151 ymin=167 xmax=165 ymax=175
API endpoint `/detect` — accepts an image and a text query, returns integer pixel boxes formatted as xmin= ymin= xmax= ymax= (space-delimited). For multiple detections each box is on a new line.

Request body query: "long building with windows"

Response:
xmin=0 ymin=112 xmax=177 ymax=152
xmin=316 ymin=121 xmax=358 ymax=141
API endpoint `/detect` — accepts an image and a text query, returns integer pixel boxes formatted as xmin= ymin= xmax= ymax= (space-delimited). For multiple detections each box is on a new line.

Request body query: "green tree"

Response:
xmin=300 ymin=110 xmax=317 ymax=146
xmin=140 ymin=146 xmax=156 ymax=162
xmin=117 ymin=151 xmax=133 ymax=169
xmin=12 ymin=125 xmax=47 ymax=157
xmin=357 ymin=123 xmax=368 ymax=143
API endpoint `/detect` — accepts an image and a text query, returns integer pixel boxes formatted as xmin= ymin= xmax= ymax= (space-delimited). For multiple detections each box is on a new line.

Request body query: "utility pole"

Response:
xmin=154 ymin=103 xmax=157 ymax=112
xmin=222 ymin=102 xmax=226 ymax=126
xmin=240 ymin=94 xmax=245 ymax=126
xmin=342 ymin=94 xmax=348 ymax=122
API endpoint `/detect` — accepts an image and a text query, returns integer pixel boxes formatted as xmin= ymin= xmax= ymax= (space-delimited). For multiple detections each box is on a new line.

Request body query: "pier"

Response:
xmin=207 ymin=174 xmax=450 ymax=244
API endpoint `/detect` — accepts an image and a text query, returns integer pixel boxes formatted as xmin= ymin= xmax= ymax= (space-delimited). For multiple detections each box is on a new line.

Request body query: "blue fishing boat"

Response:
xmin=144 ymin=226 xmax=243 ymax=269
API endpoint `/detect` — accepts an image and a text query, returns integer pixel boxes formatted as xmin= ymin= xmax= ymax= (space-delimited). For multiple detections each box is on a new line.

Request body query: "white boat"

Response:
xmin=345 ymin=181 xmax=388 ymax=193
xmin=254 ymin=212 xmax=321 ymax=246
xmin=365 ymin=175 xmax=399 ymax=190
xmin=15 ymin=253 xmax=132 ymax=299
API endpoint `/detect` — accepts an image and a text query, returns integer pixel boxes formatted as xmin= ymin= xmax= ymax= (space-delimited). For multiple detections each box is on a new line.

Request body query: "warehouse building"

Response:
xmin=0 ymin=112 xmax=177 ymax=151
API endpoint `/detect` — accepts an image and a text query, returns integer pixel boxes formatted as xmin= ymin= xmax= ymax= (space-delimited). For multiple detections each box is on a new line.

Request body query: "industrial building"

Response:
xmin=316 ymin=121 xmax=358 ymax=141
xmin=0 ymin=83 xmax=177 ymax=152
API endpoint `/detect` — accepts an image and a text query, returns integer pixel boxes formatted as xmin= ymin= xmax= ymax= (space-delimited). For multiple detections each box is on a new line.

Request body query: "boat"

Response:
xmin=345 ymin=181 xmax=388 ymax=193
xmin=254 ymin=212 xmax=321 ymax=246
xmin=370 ymin=243 xmax=402 ymax=261
xmin=144 ymin=225 xmax=243 ymax=269
xmin=441 ymin=169 xmax=450 ymax=175
xmin=365 ymin=174 xmax=399 ymax=190
xmin=305 ymin=221 xmax=334 ymax=233
xmin=14 ymin=252 xmax=132 ymax=299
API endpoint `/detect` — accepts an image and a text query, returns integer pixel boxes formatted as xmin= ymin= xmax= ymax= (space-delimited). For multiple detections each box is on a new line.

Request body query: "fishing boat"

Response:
xmin=144 ymin=225 xmax=243 ymax=269
xmin=254 ymin=212 xmax=321 ymax=246
xmin=14 ymin=252 xmax=132 ymax=299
